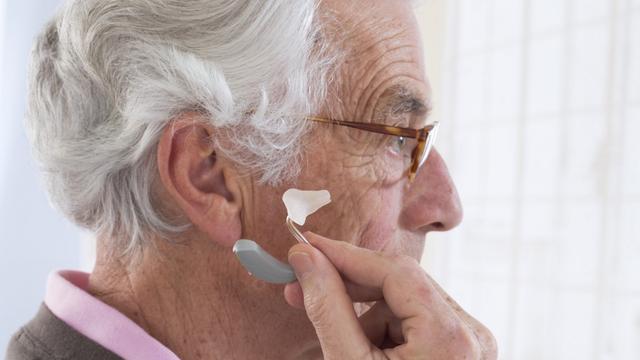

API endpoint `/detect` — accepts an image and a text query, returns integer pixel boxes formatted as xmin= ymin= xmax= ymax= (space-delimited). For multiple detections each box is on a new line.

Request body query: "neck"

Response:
xmin=87 ymin=237 xmax=321 ymax=360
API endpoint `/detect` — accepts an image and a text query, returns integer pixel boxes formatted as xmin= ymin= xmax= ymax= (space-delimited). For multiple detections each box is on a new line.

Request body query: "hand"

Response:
xmin=283 ymin=232 xmax=497 ymax=360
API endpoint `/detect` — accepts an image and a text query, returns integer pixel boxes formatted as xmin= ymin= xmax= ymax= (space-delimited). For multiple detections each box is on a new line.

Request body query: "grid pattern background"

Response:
xmin=421 ymin=0 xmax=640 ymax=359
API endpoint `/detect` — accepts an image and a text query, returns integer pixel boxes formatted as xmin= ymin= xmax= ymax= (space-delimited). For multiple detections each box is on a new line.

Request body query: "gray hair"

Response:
xmin=26 ymin=0 xmax=334 ymax=257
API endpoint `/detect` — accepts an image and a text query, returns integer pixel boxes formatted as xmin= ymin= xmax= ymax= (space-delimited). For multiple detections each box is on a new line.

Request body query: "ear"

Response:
xmin=157 ymin=112 xmax=242 ymax=247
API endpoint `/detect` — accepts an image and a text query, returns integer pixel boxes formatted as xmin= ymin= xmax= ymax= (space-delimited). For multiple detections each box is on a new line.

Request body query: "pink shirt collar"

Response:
xmin=44 ymin=270 xmax=180 ymax=360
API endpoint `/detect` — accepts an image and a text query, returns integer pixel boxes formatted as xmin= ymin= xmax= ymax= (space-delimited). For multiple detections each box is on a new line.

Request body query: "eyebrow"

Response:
xmin=379 ymin=85 xmax=432 ymax=125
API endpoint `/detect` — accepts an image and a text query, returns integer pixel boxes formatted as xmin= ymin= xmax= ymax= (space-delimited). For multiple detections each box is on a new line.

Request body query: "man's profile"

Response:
xmin=6 ymin=1 xmax=496 ymax=359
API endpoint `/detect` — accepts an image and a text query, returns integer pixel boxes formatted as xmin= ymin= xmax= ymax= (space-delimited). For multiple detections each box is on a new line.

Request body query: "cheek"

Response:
xmin=302 ymin=182 xmax=402 ymax=253
xmin=241 ymin=183 xmax=294 ymax=261
xmin=295 ymin=133 xmax=406 ymax=249
xmin=356 ymin=186 xmax=403 ymax=252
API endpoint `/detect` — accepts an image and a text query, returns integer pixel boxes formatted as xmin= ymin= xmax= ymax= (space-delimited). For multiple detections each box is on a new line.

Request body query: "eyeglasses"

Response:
xmin=306 ymin=116 xmax=440 ymax=183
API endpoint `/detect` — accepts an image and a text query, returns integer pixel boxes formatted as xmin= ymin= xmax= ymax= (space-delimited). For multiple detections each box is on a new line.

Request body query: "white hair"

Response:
xmin=26 ymin=0 xmax=335 ymax=257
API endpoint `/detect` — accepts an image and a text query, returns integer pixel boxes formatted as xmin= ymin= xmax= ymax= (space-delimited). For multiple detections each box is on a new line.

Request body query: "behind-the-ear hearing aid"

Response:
xmin=232 ymin=189 xmax=331 ymax=284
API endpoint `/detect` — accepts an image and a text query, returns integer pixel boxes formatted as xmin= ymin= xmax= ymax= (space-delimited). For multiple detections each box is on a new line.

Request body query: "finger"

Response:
xmin=357 ymin=301 xmax=389 ymax=347
xmin=288 ymin=243 xmax=375 ymax=359
xmin=426 ymin=273 xmax=498 ymax=357
xmin=284 ymin=238 xmax=383 ymax=309
xmin=306 ymin=232 xmax=485 ymax=357
xmin=283 ymin=281 xmax=305 ymax=309
xmin=286 ymin=295 xmax=391 ymax=346
xmin=305 ymin=232 xmax=451 ymax=321
xmin=284 ymin=276 xmax=382 ymax=310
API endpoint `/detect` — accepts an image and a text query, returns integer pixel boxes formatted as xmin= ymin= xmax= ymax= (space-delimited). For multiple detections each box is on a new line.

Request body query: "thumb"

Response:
xmin=288 ymin=244 xmax=374 ymax=359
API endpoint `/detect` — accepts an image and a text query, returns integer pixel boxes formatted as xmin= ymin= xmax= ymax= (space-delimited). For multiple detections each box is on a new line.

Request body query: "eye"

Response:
xmin=391 ymin=136 xmax=408 ymax=154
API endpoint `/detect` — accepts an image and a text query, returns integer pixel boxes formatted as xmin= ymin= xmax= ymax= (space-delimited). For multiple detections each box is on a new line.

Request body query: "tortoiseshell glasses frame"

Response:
xmin=306 ymin=116 xmax=440 ymax=183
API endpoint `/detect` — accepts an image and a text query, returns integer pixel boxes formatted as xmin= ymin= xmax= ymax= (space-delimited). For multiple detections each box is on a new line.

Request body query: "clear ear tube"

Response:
xmin=286 ymin=217 xmax=309 ymax=245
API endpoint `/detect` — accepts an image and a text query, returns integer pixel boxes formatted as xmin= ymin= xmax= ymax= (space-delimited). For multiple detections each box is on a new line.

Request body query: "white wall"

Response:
xmin=419 ymin=0 xmax=640 ymax=359
xmin=0 ymin=0 xmax=82 ymax=355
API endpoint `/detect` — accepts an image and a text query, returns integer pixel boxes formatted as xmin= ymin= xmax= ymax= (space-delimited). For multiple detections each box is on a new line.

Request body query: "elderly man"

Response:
xmin=7 ymin=0 xmax=496 ymax=359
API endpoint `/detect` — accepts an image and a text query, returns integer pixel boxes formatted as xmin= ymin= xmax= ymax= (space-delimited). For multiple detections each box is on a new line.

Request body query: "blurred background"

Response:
xmin=1 ymin=0 xmax=638 ymax=359
xmin=419 ymin=0 xmax=640 ymax=359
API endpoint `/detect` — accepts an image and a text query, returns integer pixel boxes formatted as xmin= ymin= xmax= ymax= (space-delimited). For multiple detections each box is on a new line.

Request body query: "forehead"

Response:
xmin=320 ymin=0 xmax=430 ymax=122
xmin=322 ymin=0 xmax=420 ymax=45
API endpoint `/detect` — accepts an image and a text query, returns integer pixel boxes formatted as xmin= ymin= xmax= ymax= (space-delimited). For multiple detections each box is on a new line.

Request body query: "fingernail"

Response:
xmin=289 ymin=251 xmax=314 ymax=278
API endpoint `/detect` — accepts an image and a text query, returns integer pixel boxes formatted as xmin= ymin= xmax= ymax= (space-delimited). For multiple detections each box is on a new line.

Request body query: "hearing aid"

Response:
xmin=233 ymin=189 xmax=331 ymax=284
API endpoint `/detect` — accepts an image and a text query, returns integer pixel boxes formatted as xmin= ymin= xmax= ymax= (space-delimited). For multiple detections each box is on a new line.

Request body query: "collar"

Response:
xmin=44 ymin=270 xmax=180 ymax=360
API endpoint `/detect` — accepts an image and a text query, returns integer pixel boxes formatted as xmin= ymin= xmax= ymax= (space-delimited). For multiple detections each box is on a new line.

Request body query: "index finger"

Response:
xmin=305 ymin=232 xmax=451 ymax=322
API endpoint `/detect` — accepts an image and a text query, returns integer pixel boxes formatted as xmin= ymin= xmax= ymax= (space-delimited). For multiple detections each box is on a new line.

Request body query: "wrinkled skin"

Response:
xmin=87 ymin=1 xmax=492 ymax=359
xmin=241 ymin=1 xmax=464 ymax=357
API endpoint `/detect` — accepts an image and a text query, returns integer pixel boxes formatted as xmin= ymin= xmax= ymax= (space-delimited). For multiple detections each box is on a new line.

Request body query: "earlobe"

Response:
xmin=157 ymin=113 xmax=242 ymax=247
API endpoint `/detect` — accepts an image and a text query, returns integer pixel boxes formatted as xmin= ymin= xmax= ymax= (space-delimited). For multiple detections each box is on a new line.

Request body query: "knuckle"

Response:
xmin=388 ymin=254 xmax=434 ymax=303
xmin=397 ymin=255 xmax=423 ymax=278
xmin=448 ymin=324 xmax=482 ymax=359
xmin=413 ymin=282 xmax=435 ymax=305
xmin=445 ymin=319 xmax=497 ymax=360
xmin=390 ymin=254 xmax=424 ymax=279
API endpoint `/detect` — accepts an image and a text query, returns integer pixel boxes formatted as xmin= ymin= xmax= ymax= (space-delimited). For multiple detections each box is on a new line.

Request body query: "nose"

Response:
xmin=401 ymin=148 xmax=463 ymax=233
